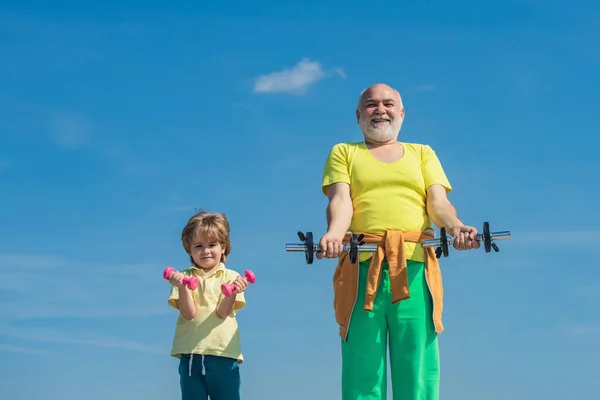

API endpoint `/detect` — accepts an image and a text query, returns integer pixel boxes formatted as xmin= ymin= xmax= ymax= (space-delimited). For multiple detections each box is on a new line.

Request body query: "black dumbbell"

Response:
xmin=422 ymin=221 xmax=511 ymax=259
xmin=286 ymin=231 xmax=378 ymax=264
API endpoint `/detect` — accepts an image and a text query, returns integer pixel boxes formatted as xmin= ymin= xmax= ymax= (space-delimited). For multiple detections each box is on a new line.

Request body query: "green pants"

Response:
xmin=341 ymin=260 xmax=440 ymax=400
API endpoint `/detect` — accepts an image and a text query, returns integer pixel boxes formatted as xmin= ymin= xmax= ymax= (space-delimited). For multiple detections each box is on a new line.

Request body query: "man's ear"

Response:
xmin=355 ymin=108 xmax=360 ymax=123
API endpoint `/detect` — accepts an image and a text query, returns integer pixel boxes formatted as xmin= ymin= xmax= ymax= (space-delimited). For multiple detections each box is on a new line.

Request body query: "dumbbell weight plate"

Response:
xmin=483 ymin=222 xmax=491 ymax=253
xmin=440 ymin=227 xmax=449 ymax=257
xmin=305 ymin=231 xmax=314 ymax=264
xmin=434 ymin=227 xmax=449 ymax=258
xmin=349 ymin=233 xmax=357 ymax=264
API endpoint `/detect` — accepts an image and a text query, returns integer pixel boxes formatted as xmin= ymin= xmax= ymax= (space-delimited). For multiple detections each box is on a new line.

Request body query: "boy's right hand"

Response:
xmin=316 ymin=231 xmax=346 ymax=260
xmin=168 ymin=271 xmax=188 ymax=290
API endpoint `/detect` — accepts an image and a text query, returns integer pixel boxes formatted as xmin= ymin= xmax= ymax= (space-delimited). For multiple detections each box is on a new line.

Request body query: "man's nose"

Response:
xmin=375 ymin=104 xmax=385 ymax=113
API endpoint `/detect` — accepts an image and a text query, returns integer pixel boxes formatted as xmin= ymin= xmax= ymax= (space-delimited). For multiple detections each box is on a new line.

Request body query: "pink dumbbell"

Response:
xmin=221 ymin=270 xmax=256 ymax=297
xmin=163 ymin=266 xmax=199 ymax=290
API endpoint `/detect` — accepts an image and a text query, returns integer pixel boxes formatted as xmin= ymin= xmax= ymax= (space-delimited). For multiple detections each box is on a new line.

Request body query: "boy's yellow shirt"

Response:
xmin=168 ymin=262 xmax=246 ymax=363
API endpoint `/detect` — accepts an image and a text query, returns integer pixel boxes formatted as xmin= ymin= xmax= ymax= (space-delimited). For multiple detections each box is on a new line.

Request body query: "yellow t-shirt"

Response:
xmin=168 ymin=263 xmax=246 ymax=363
xmin=321 ymin=141 xmax=452 ymax=262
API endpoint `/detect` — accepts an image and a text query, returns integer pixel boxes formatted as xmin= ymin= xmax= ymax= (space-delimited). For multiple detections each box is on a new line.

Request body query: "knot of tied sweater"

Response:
xmin=342 ymin=230 xmax=437 ymax=311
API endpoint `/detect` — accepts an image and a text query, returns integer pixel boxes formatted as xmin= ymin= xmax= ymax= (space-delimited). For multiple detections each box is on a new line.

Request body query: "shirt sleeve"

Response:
xmin=421 ymin=145 xmax=452 ymax=193
xmin=168 ymin=285 xmax=179 ymax=309
xmin=234 ymin=291 xmax=246 ymax=312
xmin=322 ymin=143 xmax=351 ymax=195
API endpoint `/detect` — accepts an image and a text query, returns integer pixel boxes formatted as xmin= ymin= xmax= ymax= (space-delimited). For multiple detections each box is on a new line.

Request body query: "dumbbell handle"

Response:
xmin=421 ymin=230 xmax=511 ymax=247
xmin=285 ymin=243 xmax=378 ymax=253
xmin=163 ymin=267 xmax=199 ymax=291
xmin=287 ymin=232 xmax=510 ymax=252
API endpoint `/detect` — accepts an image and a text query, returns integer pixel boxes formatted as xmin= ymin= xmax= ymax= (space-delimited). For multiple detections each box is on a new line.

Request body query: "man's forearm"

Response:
xmin=326 ymin=197 xmax=354 ymax=237
xmin=178 ymin=288 xmax=197 ymax=320
xmin=427 ymin=200 xmax=464 ymax=231
xmin=216 ymin=295 xmax=236 ymax=318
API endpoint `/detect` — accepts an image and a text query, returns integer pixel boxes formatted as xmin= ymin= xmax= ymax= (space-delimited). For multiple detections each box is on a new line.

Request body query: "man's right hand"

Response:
xmin=168 ymin=271 xmax=188 ymax=290
xmin=316 ymin=232 xmax=346 ymax=260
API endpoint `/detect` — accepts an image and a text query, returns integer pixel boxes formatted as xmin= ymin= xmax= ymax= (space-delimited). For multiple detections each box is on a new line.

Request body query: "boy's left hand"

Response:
xmin=230 ymin=275 xmax=248 ymax=295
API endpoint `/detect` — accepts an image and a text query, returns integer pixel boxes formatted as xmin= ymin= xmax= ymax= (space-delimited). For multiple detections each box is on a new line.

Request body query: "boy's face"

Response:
xmin=189 ymin=233 xmax=224 ymax=270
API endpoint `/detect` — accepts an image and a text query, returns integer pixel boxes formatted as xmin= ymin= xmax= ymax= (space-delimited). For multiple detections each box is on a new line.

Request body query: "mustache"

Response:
xmin=370 ymin=116 xmax=392 ymax=122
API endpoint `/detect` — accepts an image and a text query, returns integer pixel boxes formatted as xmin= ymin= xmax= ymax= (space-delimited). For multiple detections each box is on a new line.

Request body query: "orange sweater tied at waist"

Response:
xmin=333 ymin=230 xmax=445 ymax=340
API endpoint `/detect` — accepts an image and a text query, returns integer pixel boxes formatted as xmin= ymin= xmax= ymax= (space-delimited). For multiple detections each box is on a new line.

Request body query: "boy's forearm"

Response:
xmin=326 ymin=197 xmax=353 ymax=237
xmin=216 ymin=294 xmax=236 ymax=318
xmin=177 ymin=287 xmax=197 ymax=320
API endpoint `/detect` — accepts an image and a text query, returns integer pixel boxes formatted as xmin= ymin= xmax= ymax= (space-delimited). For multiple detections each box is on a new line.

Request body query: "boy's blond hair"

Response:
xmin=181 ymin=210 xmax=232 ymax=263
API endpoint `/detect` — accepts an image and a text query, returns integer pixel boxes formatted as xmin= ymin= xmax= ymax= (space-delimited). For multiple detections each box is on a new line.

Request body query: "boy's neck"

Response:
xmin=194 ymin=263 xmax=221 ymax=275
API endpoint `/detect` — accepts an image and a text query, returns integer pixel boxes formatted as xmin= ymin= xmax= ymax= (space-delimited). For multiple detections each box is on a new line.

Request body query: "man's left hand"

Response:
xmin=450 ymin=226 xmax=480 ymax=250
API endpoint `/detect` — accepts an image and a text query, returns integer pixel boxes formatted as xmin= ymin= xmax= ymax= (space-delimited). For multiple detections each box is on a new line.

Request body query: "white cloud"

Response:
xmin=0 ymin=326 xmax=167 ymax=355
xmin=0 ymin=251 xmax=177 ymax=362
xmin=102 ymin=145 xmax=158 ymax=176
xmin=274 ymin=155 xmax=311 ymax=170
xmin=51 ymin=113 xmax=92 ymax=150
xmin=0 ymin=252 xmax=160 ymax=275
xmin=41 ymin=110 xmax=156 ymax=176
xmin=0 ymin=303 xmax=171 ymax=319
xmin=331 ymin=67 xmax=346 ymax=79
xmin=0 ymin=253 xmax=171 ymax=356
xmin=0 ymin=344 xmax=55 ymax=356
xmin=0 ymin=159 xmax=11 ymax=170
xmin=161 ymin=204 xmax=198 ymax=213
xmin=253 ymin=58 xmax=344 ymax=95
xmin=416 ymin=83 xmax=436 ymax=92
xmin=0 ymin=252 xmax=172 ymax=319
xmin=562 ymin=323 xmax=600 ymax=336
xmin=510 ymin=230 xmax=600 ymax=246
xmin=0 ymin=253 xmax=67 ymax=269
xmin=567 ymin=284 xmax=600 ymax=299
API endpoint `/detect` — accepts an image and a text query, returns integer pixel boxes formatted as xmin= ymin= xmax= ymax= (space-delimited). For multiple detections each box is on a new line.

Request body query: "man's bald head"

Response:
xmin=357 ymin=83 xmax=403 ymax=110
xmin=356 ymin=83 xmax=405 ymax=143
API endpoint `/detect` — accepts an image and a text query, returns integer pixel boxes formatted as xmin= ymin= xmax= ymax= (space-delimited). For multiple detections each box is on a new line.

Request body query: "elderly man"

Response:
xmin=317 ymin=83 xmax=479 ymax=400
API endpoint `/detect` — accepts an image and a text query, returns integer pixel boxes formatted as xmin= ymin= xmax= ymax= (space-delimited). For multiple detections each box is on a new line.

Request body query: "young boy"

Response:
xmin=167 ymin=210 xmax=249 ymax=400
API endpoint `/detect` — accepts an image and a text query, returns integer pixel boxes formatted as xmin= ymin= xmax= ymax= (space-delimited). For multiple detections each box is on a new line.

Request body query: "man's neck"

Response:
xmin=365 ymin=139 xmax=399 ymax=149
xmin=364 ymin=139 xmax=404 ymax=163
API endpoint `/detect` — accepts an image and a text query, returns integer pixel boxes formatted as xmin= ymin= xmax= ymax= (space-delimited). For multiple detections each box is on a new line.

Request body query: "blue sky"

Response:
xmin=1 ymin=1 xmax=599 ymax=399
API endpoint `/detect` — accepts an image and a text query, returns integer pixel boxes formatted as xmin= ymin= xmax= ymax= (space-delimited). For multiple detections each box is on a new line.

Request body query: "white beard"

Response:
xmin=359 ymin=115 xmax=402 ymax=142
